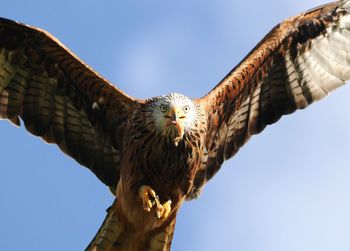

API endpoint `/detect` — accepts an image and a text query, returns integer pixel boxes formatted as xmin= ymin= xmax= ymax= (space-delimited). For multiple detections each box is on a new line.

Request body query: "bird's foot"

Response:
xmin=155 ymin=199 xmax=172 ymax=221
xmin=139 ymin=185 xmax=158 ymax=212
xmin=139 ymin=185 xmax=172 ymax=221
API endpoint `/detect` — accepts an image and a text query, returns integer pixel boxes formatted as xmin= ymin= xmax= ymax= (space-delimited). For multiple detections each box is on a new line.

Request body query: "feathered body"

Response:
xmin=106 ymin=94 xmax=207 ymax=249
xmin=1 ymin=0 xmax=350 ymax=250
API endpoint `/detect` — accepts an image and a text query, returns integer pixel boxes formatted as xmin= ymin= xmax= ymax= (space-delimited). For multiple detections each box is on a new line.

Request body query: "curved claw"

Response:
xmin=156 ymin=200 xmax=172 ymax=221
xmin=139 ymin=185 xmax=159 ymax=212
xmin=139 ymin=185 xmax=172 ymax=221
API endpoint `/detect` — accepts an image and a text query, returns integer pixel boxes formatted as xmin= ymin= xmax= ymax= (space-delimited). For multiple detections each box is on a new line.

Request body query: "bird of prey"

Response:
xmin=1 ymin=0 xmax=350 ymax=250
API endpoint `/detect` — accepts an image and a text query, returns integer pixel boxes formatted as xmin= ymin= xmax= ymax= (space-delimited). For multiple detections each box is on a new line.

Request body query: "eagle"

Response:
xmin=1 ymin=0 xmax=350 ymax=250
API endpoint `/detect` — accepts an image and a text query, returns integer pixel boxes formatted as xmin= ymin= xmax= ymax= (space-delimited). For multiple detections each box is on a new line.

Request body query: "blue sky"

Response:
xmin=1 ymin=0 xmax=350 ymax=250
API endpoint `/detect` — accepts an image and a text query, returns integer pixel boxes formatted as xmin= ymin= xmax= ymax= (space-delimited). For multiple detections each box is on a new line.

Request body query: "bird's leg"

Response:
xmin=139 ymin=185 xmax=172 ymax=221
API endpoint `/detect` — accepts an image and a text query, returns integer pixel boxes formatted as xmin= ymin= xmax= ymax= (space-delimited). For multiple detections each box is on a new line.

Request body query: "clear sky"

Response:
xmin=1 ymin=0 xmax=350 ymax=250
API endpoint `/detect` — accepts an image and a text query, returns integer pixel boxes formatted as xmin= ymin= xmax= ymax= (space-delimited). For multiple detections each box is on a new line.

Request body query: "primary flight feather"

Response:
xmin=1 ymin=0 xmax=350 ymax=250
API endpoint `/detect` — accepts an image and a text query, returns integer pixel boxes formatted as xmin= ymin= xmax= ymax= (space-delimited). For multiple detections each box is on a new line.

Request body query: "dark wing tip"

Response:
xmin=0 ymin=17 xmax=19 ymax=24
xmin=0 ymin=17 xmax=34 ymax=31
xmin=193 ymin=0 xmax=350 ymax=191
xmin=0 ymin=16 xmax=136 ymax=188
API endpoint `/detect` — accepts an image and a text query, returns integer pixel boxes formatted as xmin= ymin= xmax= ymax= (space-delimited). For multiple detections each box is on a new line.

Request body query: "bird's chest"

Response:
xmin=145 ymin=141 xmax=194 ymax=194
xmin=122 ymin=133 xmax=202 ymax=200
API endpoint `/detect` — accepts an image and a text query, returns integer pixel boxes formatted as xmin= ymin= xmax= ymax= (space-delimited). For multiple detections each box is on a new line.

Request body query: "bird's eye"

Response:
xmin=160 ymin=104 xmax=167 ymax=113
xmin=183 ymin=105 xmax=190 ymax=113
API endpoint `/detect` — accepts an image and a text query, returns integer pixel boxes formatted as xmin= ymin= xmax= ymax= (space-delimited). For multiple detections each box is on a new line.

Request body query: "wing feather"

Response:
xmin=192 ymin=0 xmax=350 ymax=197
xmin=0 ymin=17 xmax=140 ymax=188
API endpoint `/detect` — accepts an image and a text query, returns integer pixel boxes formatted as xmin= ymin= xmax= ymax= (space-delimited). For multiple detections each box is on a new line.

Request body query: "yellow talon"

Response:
xmin=139 ymin=186 xmax=172 ymax=221
xmin=156 ymin=200 xmax=172 ymax=221
xmin=139 ymin=185 xmax=158 ymax=212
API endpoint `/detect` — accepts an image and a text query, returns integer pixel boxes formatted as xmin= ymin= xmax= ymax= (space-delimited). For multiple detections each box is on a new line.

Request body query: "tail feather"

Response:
xmin=147 ymin=217 xmax=176 ymax=251
xmin=85 ymin=206 xmax=124 ymax=251
xmin=85 ymin=204 xmax=177 ymax=251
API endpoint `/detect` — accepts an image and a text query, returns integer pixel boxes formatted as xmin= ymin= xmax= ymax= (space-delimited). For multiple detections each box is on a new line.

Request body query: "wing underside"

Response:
xmin=0 ymin=17 xmax=139 ymax=187
xmin=190 ymin=0 xmax=350 ymax=198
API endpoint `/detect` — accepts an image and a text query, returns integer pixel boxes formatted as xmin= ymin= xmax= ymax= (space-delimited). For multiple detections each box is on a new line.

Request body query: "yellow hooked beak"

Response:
xmin=168 ymin=107 xmax=185 ymax=124
xmin=164 ymin=106 xmax=186 ymax=146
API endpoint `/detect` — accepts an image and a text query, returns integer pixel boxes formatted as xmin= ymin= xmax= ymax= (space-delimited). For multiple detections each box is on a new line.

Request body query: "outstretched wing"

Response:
xmin=0 ymin=17 xmax=140 ymax=187
xmin=192 ymin=0 xmax=350 ymax=196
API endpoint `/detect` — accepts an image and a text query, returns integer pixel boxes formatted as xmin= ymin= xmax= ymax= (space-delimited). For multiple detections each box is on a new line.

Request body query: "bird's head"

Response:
xmin=146 ymin=93 xmax=199 ymax=146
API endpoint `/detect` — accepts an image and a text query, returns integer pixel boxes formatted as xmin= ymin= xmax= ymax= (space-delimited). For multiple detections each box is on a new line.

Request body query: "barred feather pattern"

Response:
xmin=85 ymin=203 xmax=177 ymax=251
xmin=192 ymin=0 xmax=350 ymax=196
xmin=2 ymin=1 xmax=350 ymax=250
xmin=0 ymin=17 xmax=137 ymax=186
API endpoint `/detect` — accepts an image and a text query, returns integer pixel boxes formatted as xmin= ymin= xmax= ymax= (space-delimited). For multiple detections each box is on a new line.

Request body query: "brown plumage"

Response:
xmin=1 ymin=0 xmax=350 ymax=250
